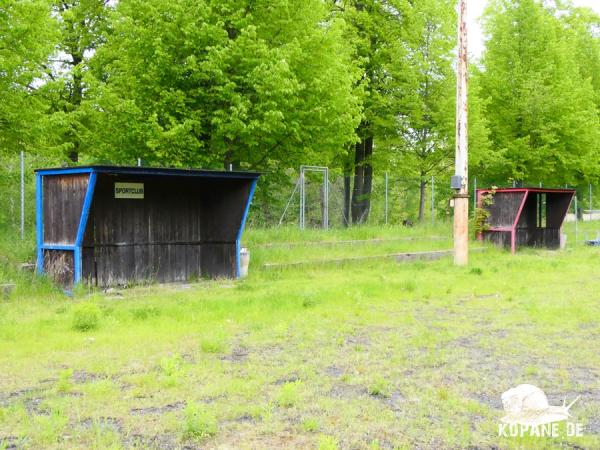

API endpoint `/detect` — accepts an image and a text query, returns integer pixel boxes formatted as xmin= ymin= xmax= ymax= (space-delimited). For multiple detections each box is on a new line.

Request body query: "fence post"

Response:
xmin=473 ymin=177 xmax=477 ymax=217
xmin=385 ymin=172 xmax=388 ymax=225
xmin=589 ymin=183 xmax=592 ymax=222
xmin=574 ymin=195 xmax=578 ymax=245
xmin=20 ymin=151 xmax=25 ymax=240
xmin=431 ymin=176 xmax=435 ymax=225
xmin=324 ymin=167 xmax=329 ymax=230
xmin=299 ymin=169 xmax=305 ymax=229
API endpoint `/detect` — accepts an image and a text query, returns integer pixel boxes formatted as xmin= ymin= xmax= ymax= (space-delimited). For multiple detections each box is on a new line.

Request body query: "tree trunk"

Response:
xmin=351 ymin=134 xmax=374 ymax=225
xmin=361 ymin=135 xmax=373 ymax=222
xmin=351 ymin=139 xmax=365 ymax=224
xmin=418 ymin=178 xmax=427 ymax=222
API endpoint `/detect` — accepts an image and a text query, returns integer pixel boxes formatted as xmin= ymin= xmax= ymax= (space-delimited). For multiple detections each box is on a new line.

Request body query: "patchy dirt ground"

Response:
xmin=1 ymin=239 xmax=600 ymax=449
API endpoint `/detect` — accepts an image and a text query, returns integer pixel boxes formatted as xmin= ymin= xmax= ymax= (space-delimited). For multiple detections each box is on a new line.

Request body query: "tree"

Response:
xmin=564 ymin=4 xmax=600 ymax=110
xmin=332 ymin=0 xmax=406 ymax=225
xmin=387 ymin=0 xmax=456 ymax=222
xmin=479 ymin=0 xmax=600 ymax=186
xmin=43 ymin=0 xmax=109 ymax=163
xmin=85 ymin=0 xmax=361 ymax=173
xmin=0 ymin=0 xmax=56 ymax=155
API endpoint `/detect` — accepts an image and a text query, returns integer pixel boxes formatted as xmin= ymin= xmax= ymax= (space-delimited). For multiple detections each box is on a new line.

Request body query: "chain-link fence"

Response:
xmin=3 ymin=157 xmax=600 ymax=234
xmin=249 ymin=168 xmax=458 ymax=228
xmin=0 ymin=152 xmax=70 ymax=239
xmin=247 ymin=167 xmax=600 ymax=230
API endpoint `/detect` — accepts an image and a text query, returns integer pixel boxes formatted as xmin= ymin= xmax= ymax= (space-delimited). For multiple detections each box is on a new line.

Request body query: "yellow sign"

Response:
xmin=114 ymin=182 xmax=144 ymax=199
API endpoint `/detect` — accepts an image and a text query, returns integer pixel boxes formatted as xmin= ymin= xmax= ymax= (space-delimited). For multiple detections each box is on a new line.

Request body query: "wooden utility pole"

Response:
xmin=453 ymin=0 xmax=469 ymax=265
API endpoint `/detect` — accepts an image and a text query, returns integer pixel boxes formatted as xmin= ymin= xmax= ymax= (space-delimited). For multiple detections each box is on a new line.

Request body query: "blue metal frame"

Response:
xmin=35 ymin=166 xmax=259 ymax=180
xmin=35 ymin=174 xmax=44 ymax=274
xmin=35 ymin=167 xmax=94 ymax=176
xmin=73 ymin=172 xmax=97 ymax=283
xmin=41 ymin=244 xmax=76 ymax=251
xmin=36 ymin=171 xmax=97 ymax=284
xmin=236 ymin=179 xmax=258 ymax=278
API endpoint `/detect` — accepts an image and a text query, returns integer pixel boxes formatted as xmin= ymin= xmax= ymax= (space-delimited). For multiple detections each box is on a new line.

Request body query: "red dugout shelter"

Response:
xmin=476 ymin=188 xmax=575 ymax=254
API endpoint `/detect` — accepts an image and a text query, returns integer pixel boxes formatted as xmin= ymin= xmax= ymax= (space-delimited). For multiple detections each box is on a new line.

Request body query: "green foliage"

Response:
xmin=473 ymin=188 xmax=495 ymax=236
xmin=0 ymin=0 xmax=57 ymax=155
xmin=385 ymin=0 xmax=457 ymax=182
xmin=478 ymin=0 xmax=600 ymax=185
xmin=72 ymin=302 xmax=101 ymax=332
xmin=182 ymin=403 xmax=218 ymax=440
xmin=39 ymin=0 xmax=110 ymax=162
xmin=85 ymin=0 xmax=361 ymax=170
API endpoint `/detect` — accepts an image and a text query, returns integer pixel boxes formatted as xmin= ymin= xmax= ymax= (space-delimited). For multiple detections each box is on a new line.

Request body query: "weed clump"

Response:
xmin=318 ymin=435 xmax=339 ymax=450
xmin=56 ymin=368 xmax=73 ymax=393
xmin=158 ymin=354 xmax=185 ymax=387
xmin=277 ymin=381 xmax=302 ymax=407
xmin=131 ymin=306 xmax=160 ymax=321
xmin=302 ymin=418 xmax=319 ymax=432
xmin=182 ymin=403 xmax=217 ymax=440
xmin=401 ymin=280 xmax=416 ymax=292
xmin=72 ymin=303 xmax=100 ymax=332
xmin=367 ymin=377 xmax=390 ymax=398
xmin=200 ymin=336 xmax=227 ymax=354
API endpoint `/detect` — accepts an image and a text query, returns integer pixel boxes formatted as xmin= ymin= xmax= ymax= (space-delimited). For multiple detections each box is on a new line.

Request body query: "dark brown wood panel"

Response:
xmin=486 ymin=192 xmax=526 ymax=227
xmin=43 ymin=174 xmax=89 ymax=244
xmin=483 ymin=230 xmax=511 ymax=248
xmin=85 ymin=173 xmax=251 ymax=286
xmin=547 ymin=193 xmax=572 ymax=228
xmin=201 ymin=244 xmax=237 ymax=278
xmin=516 ymin=228 xmax=560 ymax=249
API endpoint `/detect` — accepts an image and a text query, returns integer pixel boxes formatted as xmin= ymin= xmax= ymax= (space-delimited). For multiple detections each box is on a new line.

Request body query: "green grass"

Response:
xmin=1 ymin=221 xmax=600 ymax=448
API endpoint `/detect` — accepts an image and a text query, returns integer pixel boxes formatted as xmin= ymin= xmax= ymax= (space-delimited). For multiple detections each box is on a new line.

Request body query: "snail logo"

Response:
xmin=498 ymin=384 xmax=583 ymax=437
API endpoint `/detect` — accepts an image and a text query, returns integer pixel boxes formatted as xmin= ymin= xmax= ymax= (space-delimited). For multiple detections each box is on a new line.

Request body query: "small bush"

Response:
xmin=469 ymin=267 xmax=483 ymax=275
xmin=72 ymin=303 xmax=101 ymax=332
xmin=302 ymin=418 xmax=319 ymax=432
xmin=367 ymin=377 xmax=390 ymax=398
xmin=131 ymin=306 xmax=160 ymax=321
xmin=200 ymin=337 xmax=226 ymax=354
xmin=277 ymin=381 xmax=302 ymax=407
xmin=56 ymin=369 xmax=73 ymax=394
xmin=317 ymin=435 xmax=339 ymax=450
xmin=437 ymin=386 xmax=449 ymax=401
xmin=158 ymin=354 xmax=185 ymax=387
xmin=182 ymin=404 xmax=217 ymax=440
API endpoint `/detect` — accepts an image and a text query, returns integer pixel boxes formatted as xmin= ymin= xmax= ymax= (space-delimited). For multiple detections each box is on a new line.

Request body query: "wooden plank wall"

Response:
xmin=85 ymin=174 xmax=251 ymax=286
xmin=486 ymin=192 xmax=525 ymax=227
xmin=43 ymin=174 xmax=89 ymax=244
xmin=483 ymin=230 xmax=511 ymax=248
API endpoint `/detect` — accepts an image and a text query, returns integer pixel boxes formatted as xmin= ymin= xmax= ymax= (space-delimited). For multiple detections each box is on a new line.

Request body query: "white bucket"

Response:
xmin=240 ymin=248 xmax=250 ymax=278
xmin=560 ymin=233 xmax=567 ymax=250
